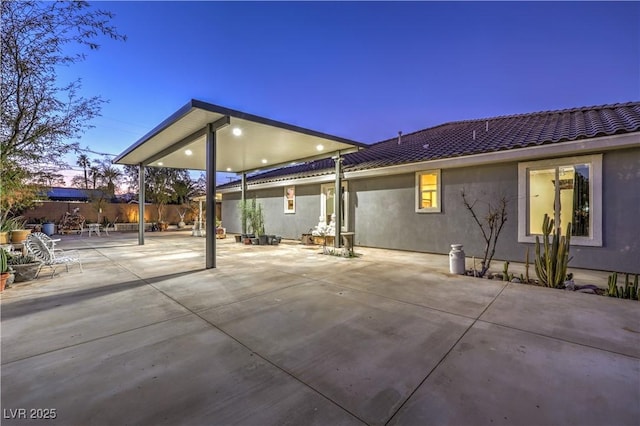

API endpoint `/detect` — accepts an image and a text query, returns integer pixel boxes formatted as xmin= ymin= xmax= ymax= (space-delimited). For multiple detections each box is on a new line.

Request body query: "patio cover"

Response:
xmin=114 ymin=99 xmax=364 ymax=172
xmin=114 ymin=99 xmax=366 ymax=268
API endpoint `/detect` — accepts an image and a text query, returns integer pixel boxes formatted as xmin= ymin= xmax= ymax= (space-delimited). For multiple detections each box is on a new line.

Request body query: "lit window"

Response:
xmin=416 ymin=170 xmax=441 ymax=213
xmin=518 ymin=154 xmax=602 ymax=246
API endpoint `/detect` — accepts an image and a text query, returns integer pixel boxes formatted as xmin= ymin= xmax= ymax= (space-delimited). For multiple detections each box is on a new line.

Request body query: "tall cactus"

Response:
xmin=534 ymin=214 xmax=572 ymax=288
xmin=0 ymin=249 xmax=8 ymax=274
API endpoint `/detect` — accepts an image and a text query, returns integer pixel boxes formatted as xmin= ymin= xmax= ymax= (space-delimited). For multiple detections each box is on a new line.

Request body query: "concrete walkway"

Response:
xmin=1 ymin=232 xmax=638 ymax=425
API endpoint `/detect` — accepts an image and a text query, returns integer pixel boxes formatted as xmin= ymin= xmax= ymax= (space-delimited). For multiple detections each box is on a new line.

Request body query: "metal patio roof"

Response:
xmin=114 ymin=99 xmax=366 ymax=173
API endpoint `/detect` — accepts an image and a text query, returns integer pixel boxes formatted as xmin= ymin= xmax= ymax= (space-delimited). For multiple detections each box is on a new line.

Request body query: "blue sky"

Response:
xmin=61 ymin=1 xmax=639 ymax=180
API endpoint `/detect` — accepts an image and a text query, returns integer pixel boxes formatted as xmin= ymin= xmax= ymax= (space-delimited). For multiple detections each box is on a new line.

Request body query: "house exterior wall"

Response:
xmin=221 ymin=147 xmax=640 ymax=273
xmin=221 ymin=186 xmax=321 ymax=238
xmin=349 ymin=163 xmax=521 ymax=263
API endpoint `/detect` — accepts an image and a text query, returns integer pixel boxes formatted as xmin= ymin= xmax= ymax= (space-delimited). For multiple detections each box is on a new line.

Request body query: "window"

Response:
xmin=416 ymin=170 xmax=441 ymax=213
xmin=518 ymin=154 xmax=602 ymax=246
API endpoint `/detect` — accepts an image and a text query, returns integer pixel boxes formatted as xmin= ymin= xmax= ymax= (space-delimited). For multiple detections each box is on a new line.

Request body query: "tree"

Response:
xmin=89 ymin=165 xmax=101 ymax=190
xmin=96 ymin=159 xmax=122 ymax=197
xmin=0 ymin=1 xmax=124 ymax=223
xmin=76 ymin=154 xmax=91 ymax=189
xmin=461 ymin=188 xmax=509 ymax=278
xmin=0 ymin=161 xmax=38 ymax=225
xmin=1 ymin=1 xmax=126 ymax=167
xmin=30 ymin=170 xmax=65 ymax=188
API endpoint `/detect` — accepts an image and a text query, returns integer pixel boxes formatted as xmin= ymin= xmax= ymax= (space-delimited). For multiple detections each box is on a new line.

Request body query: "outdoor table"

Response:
xmin=88 ymin=223 xmax=101 ymax=237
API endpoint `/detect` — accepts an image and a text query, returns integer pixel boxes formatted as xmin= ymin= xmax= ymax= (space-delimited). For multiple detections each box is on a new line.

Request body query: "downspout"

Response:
xmin=138 ymin=163 xmax=145 ymax=245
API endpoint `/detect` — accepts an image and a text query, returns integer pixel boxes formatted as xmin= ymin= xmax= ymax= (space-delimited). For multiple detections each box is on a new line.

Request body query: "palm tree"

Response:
xmin=89 ymin=166 xmax=101 ymax=190
xmin=100 ymin=163 xmax=122 ymax=197
xmin=76 ymin=154 xmax=91 ymax=189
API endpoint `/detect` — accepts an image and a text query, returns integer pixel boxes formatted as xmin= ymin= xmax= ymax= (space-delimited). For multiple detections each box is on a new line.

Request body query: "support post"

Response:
xmin=241 ymin=172 xmax=247 ymax=234
xmin=334 ymin=155 xmax=342 ymax=248
xmin=138 ymin=163 xmax=145 ymax=245
xmin=205 ymin=123 xmax=217 ymax=269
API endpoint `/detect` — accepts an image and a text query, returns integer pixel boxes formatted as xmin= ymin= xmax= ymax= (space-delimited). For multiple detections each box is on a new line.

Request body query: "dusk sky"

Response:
xmin=60 ymin=1 xmax=639 ymax=180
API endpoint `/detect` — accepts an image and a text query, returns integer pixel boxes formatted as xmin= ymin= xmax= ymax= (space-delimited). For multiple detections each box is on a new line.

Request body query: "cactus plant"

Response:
xmin=607 ymin=272 xmax=618 ymax=297
xmin=534 ymin=214 xmax=572 ymax=288
xmin=0 ymin=249 xmax=8 ymax=274
xmin=524 ymin=246 xmax=530 ymax=283
xmin=607 ymin=272 xmax=639 ymax=300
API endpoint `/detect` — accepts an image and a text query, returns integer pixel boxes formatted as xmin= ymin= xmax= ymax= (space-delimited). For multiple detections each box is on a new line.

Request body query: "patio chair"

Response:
xmin=25 ymin=233 xmax=83 ymax=278
xmin=104 ymin=216 xmax=118 ymax=236
xmin=30 ymin=232 xmax=61 ymax=250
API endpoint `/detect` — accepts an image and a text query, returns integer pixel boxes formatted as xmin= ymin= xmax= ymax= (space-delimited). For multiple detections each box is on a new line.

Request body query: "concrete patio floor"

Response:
xmin=1 ymin=231 xmax=638 ymax=425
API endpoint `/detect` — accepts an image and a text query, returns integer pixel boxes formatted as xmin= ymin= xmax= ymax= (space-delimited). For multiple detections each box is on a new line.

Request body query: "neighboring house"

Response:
xmin=42 ymin=187 xmax=109 ymax=202
xmin=219 ymin=102 xmax=639 ymax=273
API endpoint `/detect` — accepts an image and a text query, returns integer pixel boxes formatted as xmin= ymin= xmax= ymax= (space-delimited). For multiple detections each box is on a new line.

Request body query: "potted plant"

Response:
xmin=8 ymin=217 xmax=30 ymax=244
xmin=0 ymin=218 xmax=11 ymax=244
xmin=215 ymin=217 xmax=226 ymax=239
xmin=8 ymin=253 xmax=41 ymax=283
xmin=176 ymin=208 xmax=187 ymax=229
xmin=0 ymin=249 xmax=10 ymax=291
xmin=240 ymin=197 xmax=265 ymax=244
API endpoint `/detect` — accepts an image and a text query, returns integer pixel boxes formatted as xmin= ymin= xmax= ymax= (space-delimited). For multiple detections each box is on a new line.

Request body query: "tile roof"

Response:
xmin=220 ymin=102 xmax=640 ymax=189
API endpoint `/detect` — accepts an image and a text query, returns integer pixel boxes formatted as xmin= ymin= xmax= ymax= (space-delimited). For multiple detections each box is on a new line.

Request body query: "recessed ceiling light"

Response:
xmin=261 ymin=159 xmax=268 ymax=164
xmin=185 ymin=149 xmax=193 ymax=156
xmin=157 ymin=162 xmax=163 ymax=166
xmin=232 ymin=127 xmax=242 ymax=136
xmin=316 ymin=144 xmax=324 ymax=151
xmin=226 ymin=167 xmax=232 ymax=172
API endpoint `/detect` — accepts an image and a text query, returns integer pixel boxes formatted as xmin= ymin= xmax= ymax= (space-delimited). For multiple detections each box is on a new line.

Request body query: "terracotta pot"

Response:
xmin=10 ymin=229 xmax=31 ymax=244
xmin=0 ymin=272 xmax=9 ymax=292
xmin=0 ymin=231 xmax=9 ymax=244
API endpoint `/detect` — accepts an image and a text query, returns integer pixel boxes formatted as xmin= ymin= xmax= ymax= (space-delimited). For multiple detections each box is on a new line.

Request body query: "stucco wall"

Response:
xmin=350 ymin=163 xmax=520 ymax=262
xmin=221 ymin=147 xmax=640 ymax=273
xmin=221 ymin=187 xmax=321 ymax=238
xmin=574 ymin=147 xmax=640 ymax=273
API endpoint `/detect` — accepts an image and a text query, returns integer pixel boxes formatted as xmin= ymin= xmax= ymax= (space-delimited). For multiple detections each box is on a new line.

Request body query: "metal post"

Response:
xmin=206 ymin=123 xmax=217 ymax=269
xmin=138 ymin=163 xmax=145 ymax=245
xmin=334 ymin=155 xmax=342 ymax=248
xmin=241 ymin=172 xmax=247 ymax=234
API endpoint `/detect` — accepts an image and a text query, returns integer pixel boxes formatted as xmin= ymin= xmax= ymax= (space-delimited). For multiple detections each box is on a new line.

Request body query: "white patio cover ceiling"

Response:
xmin=114 ymin=99 xmax=365 ymax=173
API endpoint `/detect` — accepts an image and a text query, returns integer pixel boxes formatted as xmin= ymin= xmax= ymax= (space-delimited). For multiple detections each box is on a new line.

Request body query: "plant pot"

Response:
xmin=10 ymin=229 xmax=31 ymax=244
xmin=251 ymin=238 xmax=260 ymax=245
xmin=177 ymin=221 xmax=186 ymax=229
xmin=42 ymin=222 xmax=55 ymax=236
xmin=0 ymin=231 xmax=9 ymax=244
xmin=234 ymin=235 xmax=242 ymax=243
xmin=0 ymin=272 xmax=9 ymax=292
xmin=243 ymin=238 xmax=252 ymax=245
xmin=12 ymin=263 xmax=41 ymax=282
xmin=258 ymin=235 xmax=268 ymax=245
xmin=158 ymin=222 xmax=169 ymax=231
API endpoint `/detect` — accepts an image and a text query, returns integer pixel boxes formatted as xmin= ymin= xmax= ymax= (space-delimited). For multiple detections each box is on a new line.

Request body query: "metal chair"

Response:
xmin=30 ymin=232 xmax=61 ymax=250
xmin=104 ymin=216 xmax=118 ymax=236
xmin=25 ymin=234 xmax=82 ymax=278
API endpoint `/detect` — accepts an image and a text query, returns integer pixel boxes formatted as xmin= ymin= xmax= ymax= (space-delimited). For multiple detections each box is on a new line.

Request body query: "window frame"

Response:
xmin=517 ymin=154 xmax=602 ymax=246
xmin=415 ymin=169 xmax=442 ymax=213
